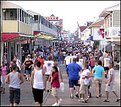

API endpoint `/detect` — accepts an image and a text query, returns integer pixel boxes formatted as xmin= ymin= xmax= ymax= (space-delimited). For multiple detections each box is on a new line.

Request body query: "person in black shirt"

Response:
xmin=23 ymin=54 xmax=33 ymax=81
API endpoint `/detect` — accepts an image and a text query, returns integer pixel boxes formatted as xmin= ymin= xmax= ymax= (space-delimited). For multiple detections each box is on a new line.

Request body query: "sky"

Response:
xmin=9 ymin=1 xmax=120 ymax=33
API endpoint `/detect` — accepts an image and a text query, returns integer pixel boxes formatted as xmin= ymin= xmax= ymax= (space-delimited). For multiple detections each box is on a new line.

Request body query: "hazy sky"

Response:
xmin=9 ymin=1 xmax=120 ymax=33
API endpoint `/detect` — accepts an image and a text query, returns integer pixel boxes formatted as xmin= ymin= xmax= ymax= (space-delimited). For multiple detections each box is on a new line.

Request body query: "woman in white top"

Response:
xmin=79 ymin=63 xmax=91 ymax=103
xmin=30 ymin=60 xmax=46 ymax=106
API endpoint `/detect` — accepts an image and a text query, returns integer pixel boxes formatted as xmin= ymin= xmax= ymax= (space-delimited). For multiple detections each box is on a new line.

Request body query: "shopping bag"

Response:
xmin=60 ymin=82 xmax=65 ymax=92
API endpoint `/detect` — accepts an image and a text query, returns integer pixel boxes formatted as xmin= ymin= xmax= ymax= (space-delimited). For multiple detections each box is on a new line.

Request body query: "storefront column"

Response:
xmin=7 ymin=42 xmax=11 ymax=63
xmin=1 ymin=41 xmax=4 ymax=64
xmin=15 ymin=42 xmax=17 ymax=56
xmin=17 ymin=43 xmax=22 ymax=63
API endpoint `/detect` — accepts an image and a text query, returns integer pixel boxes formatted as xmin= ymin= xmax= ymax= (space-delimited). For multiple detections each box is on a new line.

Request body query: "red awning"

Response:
xmin=2 ymin=33 xmax=20 ymax=41
xmin=33 ymin=31 xmax=40 ymax=36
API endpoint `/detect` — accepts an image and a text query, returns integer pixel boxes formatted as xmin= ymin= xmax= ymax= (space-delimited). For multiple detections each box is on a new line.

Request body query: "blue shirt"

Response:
xmin=93 ymin=65 xmax=104 ymax=78
xmin=66 ymin=62 xmax=82 ymax=80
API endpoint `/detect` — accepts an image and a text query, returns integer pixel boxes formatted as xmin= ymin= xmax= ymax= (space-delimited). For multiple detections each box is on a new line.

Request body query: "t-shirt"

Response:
xmin=104 ymin=58 xmax=110 ymax=67
xmin=70 ymin=56 xmax=77 ymax=63
xmin=107 ymin=68 xmax=115 ymax=84
xmin=64 ymin=56 xmax=71 ymax=65
xmin=66 ymin=62 xmax=82 ymax=80
xmin=1 ymin=66 xmax=7 ymax=76
xmin=44 ymin=60 xmax=54 ymax=75
xmin=93 ymin=65 xmax=104 ymax=78
xmin=80 ymin=69 xmax=91 ymax=81
xmin=25 ymin=59 xmax=33 ymax=70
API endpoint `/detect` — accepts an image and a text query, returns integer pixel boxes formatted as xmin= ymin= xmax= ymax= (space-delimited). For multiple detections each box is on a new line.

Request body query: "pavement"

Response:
xmin=1 ymin=64 xmax=120 ymax=106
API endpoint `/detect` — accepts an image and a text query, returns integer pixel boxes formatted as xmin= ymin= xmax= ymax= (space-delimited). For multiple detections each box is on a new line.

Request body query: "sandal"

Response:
xmin=116 ymin=99 xmax=120 ymax=102
xmin=103 ymin=99 xmax=110 ymax=102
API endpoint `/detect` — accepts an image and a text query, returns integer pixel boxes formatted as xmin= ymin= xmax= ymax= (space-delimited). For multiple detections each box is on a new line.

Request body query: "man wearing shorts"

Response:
xmin=66 ymin=58 xmax=82 ymax=99
xmin=104 ymin=63 xmax=120 ymax=102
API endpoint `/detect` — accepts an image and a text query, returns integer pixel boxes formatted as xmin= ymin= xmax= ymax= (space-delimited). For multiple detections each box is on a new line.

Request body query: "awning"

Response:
xmin=2 ymin=33 xmax=34 ymax=41
xmin=36 ymin=33 xmax=55 ymax=40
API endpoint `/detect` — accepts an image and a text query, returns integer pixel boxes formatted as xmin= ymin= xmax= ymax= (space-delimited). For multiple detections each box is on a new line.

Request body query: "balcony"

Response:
xmin=105 ymin=27 xmax=120 ymax=44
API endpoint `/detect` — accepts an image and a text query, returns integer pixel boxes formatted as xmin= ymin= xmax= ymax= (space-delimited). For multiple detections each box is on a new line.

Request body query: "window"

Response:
xmin=34 ymin=15 xmax=38 ymax=23
xmin=2 ymin=9 xmax=17 ymax=20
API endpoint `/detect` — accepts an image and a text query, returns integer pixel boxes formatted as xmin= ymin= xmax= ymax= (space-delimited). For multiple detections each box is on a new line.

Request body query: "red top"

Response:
xmin=52 ymin=72 xmax=60 ymax=88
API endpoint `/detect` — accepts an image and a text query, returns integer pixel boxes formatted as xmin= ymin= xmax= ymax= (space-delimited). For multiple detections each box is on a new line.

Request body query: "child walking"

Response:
xmin=51 ymin=66 xmax=62 ymax=106
xmin=5 ymin=65 xmax=24 ymax=106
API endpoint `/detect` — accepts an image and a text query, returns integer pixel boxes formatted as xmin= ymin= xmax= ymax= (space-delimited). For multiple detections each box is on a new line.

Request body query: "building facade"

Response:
xmin=1 ymin=1 xmax=34 ymax=63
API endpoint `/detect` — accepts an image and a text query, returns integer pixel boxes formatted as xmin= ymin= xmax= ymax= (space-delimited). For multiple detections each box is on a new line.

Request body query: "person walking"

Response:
xmin=103 ymin=62 xmax=120 ymax=102
xmin=92 ymin=60 xmax=105 ymax=98
xmin=1 ymin=62 xmax=8 ymax=94
xmin=66 ymin=58 xmax=82 ymax=99
xmin=79 ymin=63 xmax=92 ymax=103
xmin=5 ymin=65 xmax=24 ymax=106
xmin=51 ymin=66 xmax=62 ymax=106
xmin=23 ymin=54 xmax=33 ymax=81
xmin=30 ymin=61 xmax=46 ymax=106
xmin=43 ymin=55 xmax=54 ymax=92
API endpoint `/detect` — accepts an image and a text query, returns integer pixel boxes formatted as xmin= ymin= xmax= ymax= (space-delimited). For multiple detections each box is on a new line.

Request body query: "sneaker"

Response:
xmin=58 ymin=98 xmax=62 ymax=105
xmin=75 ymin=93 xmax=79 ymax=98
xmin=116 ymin=98 xmax=120 ymax=102
xmin=103 ymin=99 xmax=110 ymax=102
xmin=52 ymin=102 xmax=59 ymax=106
xmin=70 ymin=95 xmax=74 ymax=99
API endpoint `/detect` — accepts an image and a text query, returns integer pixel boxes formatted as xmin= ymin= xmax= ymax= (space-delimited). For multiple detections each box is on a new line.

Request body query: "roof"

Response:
xmin=99 ymin=4 xmax=120 ymax=17
xmin=27 ymin=10 xmax=41 ymax=16
xmin=89 ymin=19 xmax=104 ymax=27
xmin=1 ymin=1 xmax=25 ymax=10
xmin=79 ymin=26 xmax=87 ymax=32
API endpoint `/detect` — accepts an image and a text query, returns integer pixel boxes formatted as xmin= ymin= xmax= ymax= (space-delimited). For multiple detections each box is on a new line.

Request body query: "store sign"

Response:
xmin=98 ymin=28 xmax=104 ymax=38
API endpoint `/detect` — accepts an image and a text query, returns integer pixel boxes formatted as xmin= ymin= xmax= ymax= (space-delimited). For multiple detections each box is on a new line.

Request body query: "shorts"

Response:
xmin=32 ymin=88 xmax=44 ymax=104
xmin=104 ymin=67 xmax=109 ymax=71
xmin=90 ymin=66 xmax=94 ymax=70
xmin=69 ymin=79 xmax=80 ymax=88
xmin=25 ymin=70 xmax=32 ymax=75
xmin=105 ymin=83 xmax=115 ymax=92
xmin=51 ymin=87 xmax=59 ymax=97
xmin=9 ymin=87 xmax=20 ymax=104
xmin=79 ymin=80 xmax=88 ymax=94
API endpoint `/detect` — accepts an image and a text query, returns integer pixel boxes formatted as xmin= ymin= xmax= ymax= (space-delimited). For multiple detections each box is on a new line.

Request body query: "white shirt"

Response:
xmin=104 ymin=58 xmax=110 ymax=67
xmin=80 ymin=69 xmax=90 ymax=81
xmin=44 ymin=60 xmax=54 ymax=75
xmin=107 ymin=68 xmax=115 ymax=84
xmin=64 ymin=56 xmax=71 ymax=65
xmin=70 ymin=56 xmax=77 ymax=63
xmin=33 ymin=69 xmax=44 ymax=89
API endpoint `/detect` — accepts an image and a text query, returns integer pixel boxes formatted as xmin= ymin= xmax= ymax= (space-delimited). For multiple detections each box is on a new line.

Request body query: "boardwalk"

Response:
xmin=1 ymin=65 xmax=120 ymax=106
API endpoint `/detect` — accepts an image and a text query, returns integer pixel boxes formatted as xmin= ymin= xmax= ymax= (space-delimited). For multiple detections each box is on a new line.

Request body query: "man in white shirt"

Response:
xmin=64 ymin=55 xmax=71 ymax=68
xmin=43 ymin=56 xmax=54 ymax=92
xmin=104 ymin=62 xmax=120 ymax=102
xmin=104 ymin=53 xmax=110 ymax=78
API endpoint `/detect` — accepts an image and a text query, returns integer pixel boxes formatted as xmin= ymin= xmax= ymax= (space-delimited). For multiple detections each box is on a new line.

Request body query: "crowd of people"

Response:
xmin=0 ymin=42 xmax=120 ymax=106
